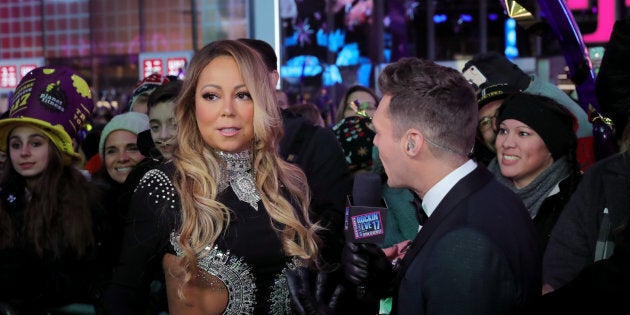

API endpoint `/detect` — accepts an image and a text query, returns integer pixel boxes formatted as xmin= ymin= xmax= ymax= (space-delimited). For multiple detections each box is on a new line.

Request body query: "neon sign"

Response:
xmin=567 ymin=0 xmax=616 ymax=43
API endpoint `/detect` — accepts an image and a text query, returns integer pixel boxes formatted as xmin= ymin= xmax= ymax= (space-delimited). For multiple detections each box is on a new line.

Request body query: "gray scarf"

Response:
xmin=488 ymin=156 xmax=571 ymax=218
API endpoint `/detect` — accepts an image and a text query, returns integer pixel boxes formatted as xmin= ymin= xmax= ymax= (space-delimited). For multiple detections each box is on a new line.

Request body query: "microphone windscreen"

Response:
xmin=352 ymin=172 xmax=383 ymax=207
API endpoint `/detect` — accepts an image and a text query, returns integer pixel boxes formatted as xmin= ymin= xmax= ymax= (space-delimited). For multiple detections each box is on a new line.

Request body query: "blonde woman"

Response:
xmin=128 ymin=40 xmax=320 ymax=314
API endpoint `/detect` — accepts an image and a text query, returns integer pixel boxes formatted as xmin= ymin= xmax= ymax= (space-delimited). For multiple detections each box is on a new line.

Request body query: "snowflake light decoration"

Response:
xmin=293 ymin=18 xmax=314 ymax=47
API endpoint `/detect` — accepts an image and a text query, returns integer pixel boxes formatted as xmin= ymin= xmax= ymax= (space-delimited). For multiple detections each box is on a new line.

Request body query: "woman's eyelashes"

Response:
xmin=236 ymin=91 xmax=252 ymax=101
xmin=201 ymin=92 xmax=219 ymax=101
xmin=200 ymin=90 xmax=250 ymax=101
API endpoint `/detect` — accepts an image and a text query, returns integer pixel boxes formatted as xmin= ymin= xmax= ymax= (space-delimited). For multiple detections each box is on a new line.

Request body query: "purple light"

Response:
xmin=489 ymin=13 xmax=498 ymax=21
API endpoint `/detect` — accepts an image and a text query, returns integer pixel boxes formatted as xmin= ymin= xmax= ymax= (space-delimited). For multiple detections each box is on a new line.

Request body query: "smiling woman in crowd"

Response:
xmin=488 ymin=92 xmax=582 ymax=251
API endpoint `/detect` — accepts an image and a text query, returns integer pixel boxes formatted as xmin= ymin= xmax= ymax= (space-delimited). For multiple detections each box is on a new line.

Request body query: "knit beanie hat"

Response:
xmin=497 ymin=93 xmax=577 ymax=160
xmin=0 ymin=66 xmax=94 ymax=166
xmin=99 ymin=112 xmax=150 ymax=160
xmin=128 ymin=74 xmax=170 ymax=111
xmin=462 ymin=52 xmax=531 ymax=91
xmin=477 ymin=83 xmax=521 ymax=109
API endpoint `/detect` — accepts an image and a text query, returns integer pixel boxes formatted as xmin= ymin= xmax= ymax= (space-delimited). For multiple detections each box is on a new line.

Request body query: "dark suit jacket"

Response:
xmin=392 ymin=165 xmax=542 ymax=315
xmin=279 ymin=112 xmax=352 ymax=267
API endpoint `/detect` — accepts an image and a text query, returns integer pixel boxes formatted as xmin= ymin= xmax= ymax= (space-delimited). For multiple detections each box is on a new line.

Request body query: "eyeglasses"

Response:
xmin=349 ymin=99 xmax=375 ymax=119
xmin=478 ymin=115 xmax=496 ymax=131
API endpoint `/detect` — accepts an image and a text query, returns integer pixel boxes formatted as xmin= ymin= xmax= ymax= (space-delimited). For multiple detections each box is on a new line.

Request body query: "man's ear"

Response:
xmin=404 ymin=129 xmax=422 ymax=155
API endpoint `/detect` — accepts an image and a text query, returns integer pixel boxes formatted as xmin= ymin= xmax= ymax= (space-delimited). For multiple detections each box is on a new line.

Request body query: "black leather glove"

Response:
xmin=285 ymin=267 xmax=344 ymax=315
xmin=342 ymin=242 xmax=393 ymax=298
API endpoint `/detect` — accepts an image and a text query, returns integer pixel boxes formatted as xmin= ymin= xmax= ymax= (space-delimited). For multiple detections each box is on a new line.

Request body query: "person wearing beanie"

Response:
xmin=91 ymin=112 xmax=150 ymax=305
xmin=97 ymin=111 xmax=150 ymax=184
xmin=473 ymin=83 xmax=521 ymax=165
xmin=103 ymin=80 xmax=182 ymax=314
xmin=127 ymin=73 xmax=170 ymax=114
xmin=463 ymin=51 xmax=595 ymax=170
xmin=0 ymin=66 xmax=105 ymax=313
xmin=487 ymin=92 xmax=582 ymax=251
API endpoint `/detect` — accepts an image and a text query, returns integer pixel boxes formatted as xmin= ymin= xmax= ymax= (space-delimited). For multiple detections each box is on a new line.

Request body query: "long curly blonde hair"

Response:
xmin=172 ymin=40 xmax=320 ymax=284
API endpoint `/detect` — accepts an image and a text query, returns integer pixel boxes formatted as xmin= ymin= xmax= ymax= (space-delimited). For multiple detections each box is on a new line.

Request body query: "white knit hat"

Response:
xmin=99 ymin=112 xmax=150 ymax=160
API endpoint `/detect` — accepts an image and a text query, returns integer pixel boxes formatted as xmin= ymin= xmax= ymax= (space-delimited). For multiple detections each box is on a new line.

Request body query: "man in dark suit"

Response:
xmin=343 ymin=57 xmax=542 ymax=314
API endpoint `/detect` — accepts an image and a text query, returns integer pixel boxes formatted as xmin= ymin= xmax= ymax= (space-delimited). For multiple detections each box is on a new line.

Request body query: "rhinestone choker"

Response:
xmin=215 ymin=149 xmax=261 ymax=210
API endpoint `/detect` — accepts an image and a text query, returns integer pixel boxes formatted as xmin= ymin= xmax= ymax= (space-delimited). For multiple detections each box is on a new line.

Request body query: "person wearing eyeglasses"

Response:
xmin=472 ymin=83 xmax=520 ymax=166
xmin=332 ymin=85 xmax=380 ymax=175
xmin=335 ymin=85 xmax=380 ymax=125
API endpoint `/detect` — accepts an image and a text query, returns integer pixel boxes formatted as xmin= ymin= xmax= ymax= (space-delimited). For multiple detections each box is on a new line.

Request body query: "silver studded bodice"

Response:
xmin=135 ymin=165 xmax=298 ymax=314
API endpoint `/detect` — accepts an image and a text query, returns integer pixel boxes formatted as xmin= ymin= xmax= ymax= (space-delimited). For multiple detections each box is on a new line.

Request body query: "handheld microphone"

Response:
xmin=345 ymin=172 xmax=388 ymax=300
xmin=352 ymin=172 xmax=382 ymax=208
xmin=345 ymin=172 xmax=387 ymax=244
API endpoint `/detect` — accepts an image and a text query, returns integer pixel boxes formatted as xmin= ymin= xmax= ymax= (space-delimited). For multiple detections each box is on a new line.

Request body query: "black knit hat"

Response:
xmin=496 ymin=93 xmax=577 ymax=161
xmin=463 ymin=52 xmax=531 ymax=91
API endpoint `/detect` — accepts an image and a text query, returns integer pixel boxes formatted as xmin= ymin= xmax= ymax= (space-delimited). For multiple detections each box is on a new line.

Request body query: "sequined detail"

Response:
xmin=269 ymin=257 xmax=303 ymax=315
xmin=170 ymin=233 xmax=256 ymax=314
xmin=194 ymin=271 xmax=227 ymax=291
xmin=135 ymin=169 xmax=178 ymax=210
xmin=214 ymin=149 xmax=261 ymax=211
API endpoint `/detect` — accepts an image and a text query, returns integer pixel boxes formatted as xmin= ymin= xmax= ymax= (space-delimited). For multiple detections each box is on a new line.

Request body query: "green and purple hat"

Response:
xmin=0 ymin=66 xmax=94 ymax=165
